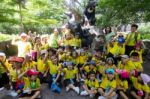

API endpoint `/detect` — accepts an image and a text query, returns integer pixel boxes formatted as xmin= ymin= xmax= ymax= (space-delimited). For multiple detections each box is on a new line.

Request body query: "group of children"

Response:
xmin=0 ymin=24 xmax=150 ymax=99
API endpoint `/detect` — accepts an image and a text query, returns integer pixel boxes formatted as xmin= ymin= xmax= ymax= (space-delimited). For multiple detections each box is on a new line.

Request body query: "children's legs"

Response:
xmin=98 ymin=88 xmax=105 ymax=95
xmin=130 ymin=91 xmax=141 ymax=99
xmin=119 ymin=91 xmax=128 ymax=99
xmin=107 ymin=91 xmax=116 ymax=99
xmin=30 ymin=91 xmax=40 ymax=99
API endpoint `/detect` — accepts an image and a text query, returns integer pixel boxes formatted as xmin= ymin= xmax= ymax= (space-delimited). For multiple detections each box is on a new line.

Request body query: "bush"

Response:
xmin=0 ymin=33 xmax=16 ymax=42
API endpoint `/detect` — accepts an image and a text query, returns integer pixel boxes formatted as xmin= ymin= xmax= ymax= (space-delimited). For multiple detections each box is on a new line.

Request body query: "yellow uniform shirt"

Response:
xmin=9 ymin=69 xmax=22 ymax=82
xmin=84 ymin=65 xmax=97 ymax=73
xmin=63 ymin=68 xmax=78 ymax=80
xmin=85 ymin=79 xmax=99 ymax=89
xmin=22 ymin=61 xmax=37 ymax=71
xmin=47 ymin=61 xmax=61 ymax=75
xmin=23 ymin=77 xmax=41 ymax=90
xmin=72 ymin=38 xmax=81 ymax=47
xmin=37 ymin=59 xmax=46 ymax=73
xmin=109 ymin=42 xmax=125 ymax=56
xmin=118 ymin=60 xmax=135 ymax=72
xmin=132 ymin=61 xmax=143 ymax=71
xmin=100 ymin=77 xmax=116 ymax=89
xmin=131 ymin=76 xmax=150 ymax=93
xmin=126 ymin=32 xmax=141 ymax=46
xmin=0 ymin=60 xmax=11 ymax=73
xmin=76 ymin=55 xmax=87 ymax=65
xmin=116 ymin=78 xmax=128 ymax=91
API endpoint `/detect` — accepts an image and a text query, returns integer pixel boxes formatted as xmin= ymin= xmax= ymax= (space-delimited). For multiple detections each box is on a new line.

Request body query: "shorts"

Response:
xmin=0 ymin=72 xmax=9 ymax=88
xmin=64 ymin=78 xmax=78 ymax=87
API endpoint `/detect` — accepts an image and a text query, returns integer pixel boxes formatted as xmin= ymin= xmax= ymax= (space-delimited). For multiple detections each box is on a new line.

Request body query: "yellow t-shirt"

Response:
xmin=126 ymin=32 xmax=141 ymax=46
xmin=85 ymin=79 xmax=99 ymax=89
xmin=96 ymin=65 xmax=105 ymax=74
xmin=63 ymin=68 xmax=78 ymax=79
xmin=37 ymin=59 xmax=46 ymax=73
xmin=118 ymin=60 xmax=135 ymax=72
xmin=109 ymin=42 xmax=125 ymax=56
xmin=84 ymin=65 xmax=97 ymax=73
xmin=72 ymin=38 xmax=81 ymax=47
xmin=132 ymin=61 xmax=143 ymax=71
xmin=131 ymin=76 xmax=150 ymax=93
xmin=116 ymin=78 xmax=128 ymax=91
xmin=9 ymin=69 xmax=22 ymax=82
xmin=23 ymin=77 xmax=41 ymax=90
xmin=47 ymin=61 xmax=61 ymax=75
xmin=0 ymin=60 xmax=11 ymax=73
xmin=76 ymin=55 xmax=87 ymax=64
xmin=100 ymin=77 xmax=116 ymax=89
xmin=22 ymin=61 xmax=37 ymax=71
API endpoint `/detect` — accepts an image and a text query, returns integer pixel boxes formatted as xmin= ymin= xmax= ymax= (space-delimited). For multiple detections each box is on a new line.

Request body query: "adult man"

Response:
xmin=125 ymin=24 xmax=141 ymax=55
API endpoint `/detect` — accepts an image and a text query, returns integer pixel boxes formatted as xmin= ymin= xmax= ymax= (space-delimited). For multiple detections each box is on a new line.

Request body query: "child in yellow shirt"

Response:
xmin=80 ymin=71 xmax=99 ymax=98
xmin=62 ymin=62 xmax=80 ymax=94
xmin=21 ymin=69 xmax=41 ymax=99
xmin=130 ymin=52 xmax=143 ymax=72
xmin=130 ymin=73 xmax=150 ymax=99
xmin=116 ymin=71 xmax=129 ymax=99
xmin=98 ymin=68 xmax=117 ymax=99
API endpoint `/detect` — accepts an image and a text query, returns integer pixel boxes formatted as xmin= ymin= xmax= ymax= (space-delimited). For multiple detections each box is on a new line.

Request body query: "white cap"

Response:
xmin=20 ymin=33 xmax=27 ymax=37
xmin=121 ymin=55 xmax=129 ymax=59
xmin=0 ymin=52 xmax=5 ymax=57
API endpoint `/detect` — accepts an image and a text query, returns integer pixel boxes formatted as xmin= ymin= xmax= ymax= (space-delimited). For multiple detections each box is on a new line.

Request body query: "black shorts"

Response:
xmin=0 ymin=72 xmax=9 ymax=88
xmin=64 ymin=78 xmax=78 ymax=87
xmin=116 ymin=89 xmax=126 ymax=94
xmin=19 ymin=90 xmax=37 ymax=97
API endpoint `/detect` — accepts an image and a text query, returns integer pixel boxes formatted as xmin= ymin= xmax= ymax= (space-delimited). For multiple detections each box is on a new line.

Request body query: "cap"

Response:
xmin=20 ymin=33 xmax=27 ymax=37
xmin=0 ymin=52 xmax=5 ymax=57
xmin=120 ymin=70 xmax=129 ymax=79
xmin=140 ymin=73 xmax=150 ymax=84
xmin=121 ymin=55 xmax=129 ymax=59
xmin=118 ymin=37 xmax=125 ymax=44
xmin=9 ymin=56 xmax=24 ymax=63
xmin=27 ymin=69 xmax=39 ymax=76
xmin=106 ymin=68 xmax=115 ymax=75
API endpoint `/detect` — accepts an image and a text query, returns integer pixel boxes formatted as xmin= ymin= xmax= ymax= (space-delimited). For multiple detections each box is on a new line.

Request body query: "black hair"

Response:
xmin=88 ymin=70 xmax=96 ymax=76
xmin=104 ymin=27 xmax=112 ymax=34
xmin=130 ymin=52 xmax=139 ymax=57
xmin=131 ymin=24 xmax=138 ymax=29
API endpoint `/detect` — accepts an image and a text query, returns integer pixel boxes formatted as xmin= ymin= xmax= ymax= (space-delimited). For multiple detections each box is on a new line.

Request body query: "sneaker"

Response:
xmin=98 ymin=96 xmax=106 ymax=99
xmin=0 ymin=87 xmax=4 ymax=91
xmin=8 ymin=90 xmax=18 ymax=97
xmin=74 ymin=87 xmax=80 ymax=94
xmin=89 ymin=94 xmax=95 ymax=98
xmin=66 ymin=87 xmax=70 ymax=92
xmin=80 ymin=90 xmax=88 ymax=96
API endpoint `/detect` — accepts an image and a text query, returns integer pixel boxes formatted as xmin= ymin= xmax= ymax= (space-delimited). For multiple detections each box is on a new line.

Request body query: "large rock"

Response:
xmin=0 ymin=40 xmax=18 ymax=57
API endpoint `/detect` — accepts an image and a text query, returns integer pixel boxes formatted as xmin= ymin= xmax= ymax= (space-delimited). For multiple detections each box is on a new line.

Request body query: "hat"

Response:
xmin=0 ymin=52 xmax=5 ymax=57
xmin=20 ymin=33 xmax=27 ymax=37
xmin=27 ymin=69 xmax=39 ymax=76
xmin=121 ymin=55 xmax=129 ymax=59
xmin=9 ymin=56 xmax=24 ymax=63
xmin=106 ymin=57 xmax=114 ymax=63
xmin=140 ymin=73 xmax=150 ymax=84
xmin=118 ymin=37 xmax=125 ymax=44
xmin=106 ymin=68 xmax=115 ymax=74
xmin=120 ymin=70 xmax=129 ymax=79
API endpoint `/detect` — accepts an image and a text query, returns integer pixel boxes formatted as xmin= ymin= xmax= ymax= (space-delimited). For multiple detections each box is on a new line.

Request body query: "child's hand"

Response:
xmin=43 ymin=73 xmax=47 ymax=77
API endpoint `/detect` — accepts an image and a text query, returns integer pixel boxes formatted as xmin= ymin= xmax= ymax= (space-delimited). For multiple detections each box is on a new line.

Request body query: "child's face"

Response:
xmin=107 ymin=73 xmax=114 ymax=80
xmin=89 ymin=65 xmax=94 ymax=70
xmin=89 ymin=74 xmax=95 ymax=81
xmin=131 ymin=56 xmax=139 ymax=62
xmin=107 ymin=60 xmax=113 ymax=65
xmin=30 ymin=75 xmax=37 ymax=81
xmin=68 ymin=65 xmax=73 ymax=70
xmin=0 ymin=56 xmax=4 ymax=62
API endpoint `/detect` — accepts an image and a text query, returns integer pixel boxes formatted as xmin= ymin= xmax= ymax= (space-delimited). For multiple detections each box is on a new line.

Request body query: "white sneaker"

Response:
xmin=0 ymin=87 xmax=4 ymax=91
xmin=80 ymin=90 xmax=88 ymax=96
xmin=66 ymin=87 xmax=70 ymax=92
xmin=98 ymin=96 xmax=106 ymax=99
xmin=8 ymin=90 xmax=18 ymax=97
xmin=74 ymin=87 xmax=80 ymax=94
xmin=90 ymin=94 xmax=95 ymax=98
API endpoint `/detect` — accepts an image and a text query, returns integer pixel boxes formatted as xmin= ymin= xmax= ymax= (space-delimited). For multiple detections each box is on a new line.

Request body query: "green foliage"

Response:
xmin=96 ymin=0 xmax=150 ymax=27
xmin=0 ymin=0 xmax=66 ymax=34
